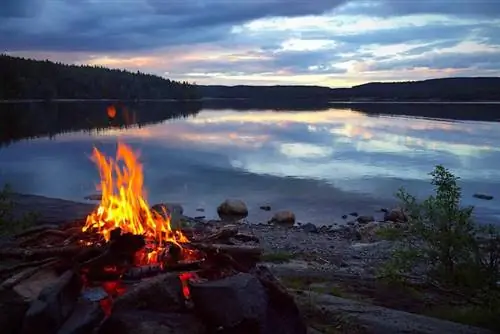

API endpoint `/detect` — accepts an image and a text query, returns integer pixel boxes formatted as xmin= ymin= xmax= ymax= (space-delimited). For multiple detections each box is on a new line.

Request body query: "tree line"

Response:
xmin=0 ymin=55 xmax=199 ymax=100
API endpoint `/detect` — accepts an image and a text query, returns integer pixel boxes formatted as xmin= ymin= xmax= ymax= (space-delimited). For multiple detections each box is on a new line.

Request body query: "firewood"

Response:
xmin=196 ymin=225 xmax=239 ymax=243
xmin=0 ymin=245 xmax=98 ymax=260
xmin=0 ymin=258 xmax=60 ymax=290
xmin=189 ymin=243 xmax=262 ymax=257
xmin=0 ymin=258 xmax=58 ymax=276
xmin=13 ymin=224 xmax=60 ymax=239
xmin=19 ymin=229 xmax=70 ymax=247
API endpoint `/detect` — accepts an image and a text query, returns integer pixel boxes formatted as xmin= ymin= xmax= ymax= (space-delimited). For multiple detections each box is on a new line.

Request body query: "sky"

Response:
xmin=1 ymin=0 xmax=500 ymax=87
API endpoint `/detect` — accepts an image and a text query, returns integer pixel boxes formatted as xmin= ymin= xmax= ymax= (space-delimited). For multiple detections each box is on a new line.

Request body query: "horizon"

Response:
xmin=2 ymin=1 xmax=500 ymax=87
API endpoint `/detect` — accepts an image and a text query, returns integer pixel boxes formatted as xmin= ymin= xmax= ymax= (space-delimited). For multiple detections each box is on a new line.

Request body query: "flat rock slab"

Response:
xmin=9 ymin=194 xmax=96 ymax=225
xmin=296 ymin=291 xmax=494 ymax=334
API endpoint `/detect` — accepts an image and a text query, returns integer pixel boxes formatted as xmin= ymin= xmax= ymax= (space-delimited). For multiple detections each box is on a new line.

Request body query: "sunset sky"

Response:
xmin=2 ymin=0 xmax=500 ymax=87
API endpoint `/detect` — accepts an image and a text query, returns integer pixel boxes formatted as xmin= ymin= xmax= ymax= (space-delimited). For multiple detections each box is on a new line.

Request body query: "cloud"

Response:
xmin=1 ymin=0 xmax=500 ymax=85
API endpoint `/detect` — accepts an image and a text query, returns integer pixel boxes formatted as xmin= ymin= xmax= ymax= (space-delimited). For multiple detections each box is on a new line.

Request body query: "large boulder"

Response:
xmin=384 ymin=208 xmax=407 ymax=223
xmin=269 ymin=211 xmax=295 ymax=226
xmin=217 ymin=199 xmax=248 ymax=220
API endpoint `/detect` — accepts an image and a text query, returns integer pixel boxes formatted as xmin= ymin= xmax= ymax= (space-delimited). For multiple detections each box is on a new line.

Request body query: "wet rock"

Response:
xmin=21 ymin=270 xmax=82 ymax=334
xmin=269 ymin=211 xmax=295 ymax=226
xmin=356 ymin=215 xmax=375 ymax=224
xmin=58 ymin=300 xmax=104 ymax=334
xmin=379 ymin=208 xmax=389 ymax=213
xmin=98 ymin=311 xmax=205 ymax=334
xmin=341 ymin=215 xmax=348 ymax=219
xmin=349 ymin=212 xmax=359 ymax=217
xmin=189 ymin=273 xmax=268 ymax=330
xmin=301 ymin=223 xmax=318 ymax=233
xmin=260 ymin=205 xmax=271 ymax=211
xmin=347 ymin=221 xmax=356 ymax=226
xmin=217 ymin=199 xmax=249 ymax=220
xmin=196 ymin=208 xmax=205 ymax=212
xmin=473 ymin=193 xmax=494 ymax=200
xmin=384 ymin=208 xmax=407 ymax=222
xmin=0 ymin=289 xmax=29 ymax=334
xmin=113 ymin=273 xmax=185 ymax=313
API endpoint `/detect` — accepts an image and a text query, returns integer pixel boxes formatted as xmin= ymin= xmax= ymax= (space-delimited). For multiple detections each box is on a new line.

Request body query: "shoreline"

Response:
xmin=3 ymin=193 xmax=497 ymax=333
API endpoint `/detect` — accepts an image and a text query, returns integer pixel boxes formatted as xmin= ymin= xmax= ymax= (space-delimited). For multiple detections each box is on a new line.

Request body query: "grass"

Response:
xmin=0 ymin=185 xmax=38 ymax=236
xmin=424 ymin=305 xmax=500 ymax=332
xmin=279 ymin=275 xmax=345 ymax=297
xmin=375 ymin=226 xmax=404 ymax=241
xmin=260 ymin=251 xmax=295 ymax=263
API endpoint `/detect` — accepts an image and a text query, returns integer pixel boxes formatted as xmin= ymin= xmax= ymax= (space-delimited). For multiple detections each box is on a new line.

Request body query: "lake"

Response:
xmin=1 ymin=100 xmax=500 ymax=225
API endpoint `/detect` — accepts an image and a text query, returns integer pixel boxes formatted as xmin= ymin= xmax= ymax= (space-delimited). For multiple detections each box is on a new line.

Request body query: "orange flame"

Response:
xmin=82 ymin=142 xmax=189 ymax=259
xmin=107 ymin=105 xmax=117 ymax=119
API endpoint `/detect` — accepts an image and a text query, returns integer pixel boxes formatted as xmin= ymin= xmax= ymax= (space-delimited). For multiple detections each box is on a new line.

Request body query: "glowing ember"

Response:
xmin=179 ymin=272 xmax=198 ymax=299
xmin=82 ymin=142 xmax=189 ymax=263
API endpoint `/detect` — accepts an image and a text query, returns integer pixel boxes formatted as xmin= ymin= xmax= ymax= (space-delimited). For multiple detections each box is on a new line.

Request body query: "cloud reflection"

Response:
xmin=81 ymin=107 xmax=500 ymax=183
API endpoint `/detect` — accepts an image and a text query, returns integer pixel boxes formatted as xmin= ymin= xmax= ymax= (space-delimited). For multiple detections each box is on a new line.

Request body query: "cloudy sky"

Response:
xmin=2 ymin=0 xmax=500 ymax=87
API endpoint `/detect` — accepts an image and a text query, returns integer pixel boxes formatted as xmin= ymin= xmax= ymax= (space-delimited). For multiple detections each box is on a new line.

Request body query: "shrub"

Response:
xmin=0 ymin=184 xmax=38 ymax=235
xmin=379 ymin=165 xmax=500 ymax=300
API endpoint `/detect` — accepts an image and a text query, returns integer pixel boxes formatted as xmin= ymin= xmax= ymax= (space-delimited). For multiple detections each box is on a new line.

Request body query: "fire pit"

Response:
xmin=0 ymin=142 xmax=306 ymax=334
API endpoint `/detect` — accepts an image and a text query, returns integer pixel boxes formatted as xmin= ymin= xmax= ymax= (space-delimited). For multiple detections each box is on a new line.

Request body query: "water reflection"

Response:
xmin=1 ymin=101 xmax=500 ymax=224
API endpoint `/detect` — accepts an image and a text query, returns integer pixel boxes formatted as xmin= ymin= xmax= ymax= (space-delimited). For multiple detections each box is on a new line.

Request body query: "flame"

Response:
xmin=82 ymin=142 xmax=189 ymax=262
xmin=107 ymin=105 xmax=117 ymax=119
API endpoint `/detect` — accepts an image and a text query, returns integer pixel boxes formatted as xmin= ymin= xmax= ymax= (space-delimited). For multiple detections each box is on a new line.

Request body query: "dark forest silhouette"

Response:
xmin=0 ymin=55 xmax=199 ymax=101
xmin=0 ymin=101 xmax=202 ymax=147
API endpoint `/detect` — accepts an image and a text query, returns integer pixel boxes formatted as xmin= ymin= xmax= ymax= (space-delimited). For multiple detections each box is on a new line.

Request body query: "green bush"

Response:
xmin=0 ymin=184 xmax=37 ymax=235
xmin=379 ymin=165 xmax=500 ymax=300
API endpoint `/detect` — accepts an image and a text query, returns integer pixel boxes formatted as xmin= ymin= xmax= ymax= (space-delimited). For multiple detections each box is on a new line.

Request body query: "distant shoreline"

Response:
xmin=1 ymin=98 xmax=500 ymax=104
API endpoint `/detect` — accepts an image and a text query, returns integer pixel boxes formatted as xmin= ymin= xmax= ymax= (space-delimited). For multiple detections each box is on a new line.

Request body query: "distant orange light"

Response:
xmin=107 ymin=105 xmax=117 ymax=119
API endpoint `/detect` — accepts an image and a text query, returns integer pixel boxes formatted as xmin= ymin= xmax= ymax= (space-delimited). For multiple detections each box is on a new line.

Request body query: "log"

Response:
xmin=0 ymin=258 xmax=60 ymax=290
xmin=195 ymin=225 xmax=239 ymax=243
xmin=13 ymin=225 xmax=60 ymax=239
xmin=0 ymin=245 xmax=98 ymax=260
xmin=189 ymin=243 xmax=262 ymax=258
xmin=0 ymin=258 xmax=58 ymax=276
xmin=19 ymin=229 xmax=70 ymax=247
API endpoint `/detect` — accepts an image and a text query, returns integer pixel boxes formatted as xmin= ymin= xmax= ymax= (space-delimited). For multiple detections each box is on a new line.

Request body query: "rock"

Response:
xmin=217 ymin=199 xmax=249 ymax=220
xmin=189 ymin=273 xmax=268 ymax=330
xmin=113 ymin=273 xmax=185 ymax=313
xmin=379 ymin=208 xmax=389 ymax=213
xmin=13 ymin=268 xmax=60 ymax=301
xmin=0 ymin=289 xmax=29 ymax=334
xmin=349 ymin=212 xmax=359 ymax=217
xmin=269 ymin=211 xmax=295 ymax=226
xmin=358 ymin=222 xmax=382 ymax=243
xmin=196 ymin=208 xmax=205 ymax=212
xmin=346 ymin=221 xmax=356 ymax=226
xmin=260 ymin=205 xmax=271 ymax=211
xmin=301 ymin=223 xmax=318 ymax=233
xmin=356 ymin=215 xmax=375 ymax=224
xmin=98 ymin=311 xmax=205 ymax=334
xmin=384 ymin=208 xmax=407 ymax=222
xmin=21 ymin=270 xmax=82 ymax=334
xmin=57 ymin=300 xmax=104 ymax=334
xmin=84 ymin=194 xmax=102 ymax=201
xmin=473 ymin=193 xmax=494 ymax=200
xmin=341 ymin=215 xmax=348 ymax=219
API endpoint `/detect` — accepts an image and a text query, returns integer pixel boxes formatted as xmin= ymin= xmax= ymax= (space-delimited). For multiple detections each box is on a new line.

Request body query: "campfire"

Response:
xmin=0 ymin=141 xmax=306 ymax=334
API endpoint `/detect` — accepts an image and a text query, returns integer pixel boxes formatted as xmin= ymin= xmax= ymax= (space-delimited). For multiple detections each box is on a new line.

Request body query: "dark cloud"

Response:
xmin=0 ymin=0 xmax=345 ymax=52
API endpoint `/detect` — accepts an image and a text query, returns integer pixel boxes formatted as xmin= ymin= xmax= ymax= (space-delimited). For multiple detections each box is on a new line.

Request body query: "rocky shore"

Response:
xmin=4 ymin=194 xmax=495 ymax=333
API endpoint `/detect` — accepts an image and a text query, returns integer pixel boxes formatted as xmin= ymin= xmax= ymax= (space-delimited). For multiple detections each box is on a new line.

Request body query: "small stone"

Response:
xmin=341 ymin=215 xmax=348 ymax=219
xmin=259 ymin=205 xmax=271 ymax=211
xmin=269 ymin=211 xmax=295 ymax=226
xmin=196 ymin=208 xmax=205 ymax=212
xmin=302 ymin=223 xmax=318 ymax=233
xmin=349 ymin=212 xmax=359 ymax=217
xmin=473 ymin=193 xmax=494 ymax=200
xmin=347 ymin=221 xmax=356 ymax=226
xmin=217 ymin=199 xmax=248 ymax=220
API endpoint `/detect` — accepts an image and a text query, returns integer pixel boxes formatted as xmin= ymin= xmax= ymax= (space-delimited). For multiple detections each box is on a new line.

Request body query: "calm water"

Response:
xmin=1 ymin=101 xmax=500 ymax=225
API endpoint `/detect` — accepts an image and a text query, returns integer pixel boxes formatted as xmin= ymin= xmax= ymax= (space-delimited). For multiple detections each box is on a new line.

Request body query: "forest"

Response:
xmin=0 ymin=55 xmax=199 ymax=100
xmin=1 ymin=55 xmax=499 ymax=101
